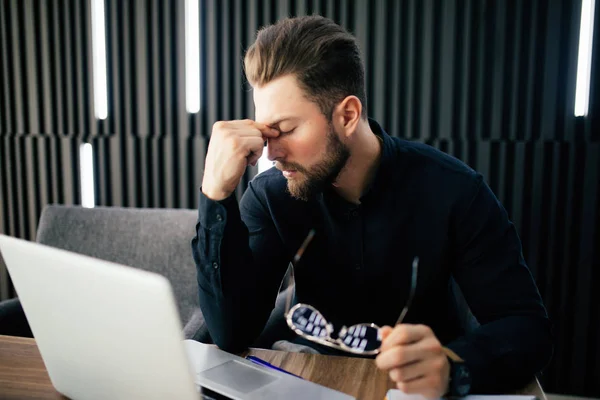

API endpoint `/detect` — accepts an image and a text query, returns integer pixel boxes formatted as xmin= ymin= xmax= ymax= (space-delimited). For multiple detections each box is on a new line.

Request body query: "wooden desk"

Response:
xmin=0 ymin=335 xmax=546 ymax=400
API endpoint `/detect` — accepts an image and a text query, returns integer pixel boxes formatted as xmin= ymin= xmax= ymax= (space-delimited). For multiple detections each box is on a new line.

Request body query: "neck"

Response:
xmin=332 ymin=119 xmax=382 ymax=204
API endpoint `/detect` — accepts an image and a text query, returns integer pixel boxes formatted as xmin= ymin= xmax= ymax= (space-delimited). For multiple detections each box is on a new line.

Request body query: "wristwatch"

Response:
xmin=443 ymin=347 xmax=472 ymax=397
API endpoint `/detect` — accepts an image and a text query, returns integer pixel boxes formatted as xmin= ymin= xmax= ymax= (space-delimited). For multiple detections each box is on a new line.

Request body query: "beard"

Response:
xmin=275 ymin=125 xmax=350 ymax=201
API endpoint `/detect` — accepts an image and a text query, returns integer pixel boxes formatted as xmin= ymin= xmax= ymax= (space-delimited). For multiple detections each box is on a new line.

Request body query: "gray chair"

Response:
xmin=0 ymin=205 xmax=210 ymax=341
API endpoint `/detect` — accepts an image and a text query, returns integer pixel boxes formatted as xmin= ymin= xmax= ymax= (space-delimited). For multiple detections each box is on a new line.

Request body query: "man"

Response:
xmin=191 ymin=15 xmax=552 ymax=397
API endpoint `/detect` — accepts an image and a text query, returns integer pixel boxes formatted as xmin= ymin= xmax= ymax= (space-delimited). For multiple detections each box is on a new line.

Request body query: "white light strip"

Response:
xmin=185 ymin=0 xmax=201 ymax=113
xmin=575 ymin=0 xmax=596 ymax=117
xmin=79 ymin=143 xmax=96 ymax=208
xmin=91 ymin=0 xmax=108 ymax=120
xmin=257 ymin=151 xmax=273 ymax=174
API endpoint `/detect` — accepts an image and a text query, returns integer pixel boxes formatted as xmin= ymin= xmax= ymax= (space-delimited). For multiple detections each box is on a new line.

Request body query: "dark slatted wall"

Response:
xmin=0 ymin=0 xmax=598 ymax=396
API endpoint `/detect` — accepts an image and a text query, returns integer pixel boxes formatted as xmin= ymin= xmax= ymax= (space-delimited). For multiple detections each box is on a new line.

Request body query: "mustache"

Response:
xmin=275 ymin=161 xmax=309 ymax=174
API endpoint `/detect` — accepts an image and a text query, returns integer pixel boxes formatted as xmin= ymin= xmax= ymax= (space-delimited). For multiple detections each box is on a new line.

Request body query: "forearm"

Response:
xmin=197 ymin=281 xmax=277 ymax=353
xmin=191 ymin=190 xmax=282 ymax=352
xmin=446 ymin=314 xmax=553 ymax=393
xmin=450 ymin=175 xmax=554 ymax=392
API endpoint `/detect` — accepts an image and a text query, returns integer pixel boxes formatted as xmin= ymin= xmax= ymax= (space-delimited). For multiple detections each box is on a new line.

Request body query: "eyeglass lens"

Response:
xmin=290 ymin=305 xmax=382 ymax=352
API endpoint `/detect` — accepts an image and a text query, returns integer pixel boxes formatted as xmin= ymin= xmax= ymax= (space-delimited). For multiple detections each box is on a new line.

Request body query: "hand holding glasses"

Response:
xmin=283 ymin=229 xmax=419 ymax=356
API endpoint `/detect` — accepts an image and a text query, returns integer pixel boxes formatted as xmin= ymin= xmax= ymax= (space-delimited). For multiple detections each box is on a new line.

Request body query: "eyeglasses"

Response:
xmin=283 ymin=229 xmax=419 ymax=356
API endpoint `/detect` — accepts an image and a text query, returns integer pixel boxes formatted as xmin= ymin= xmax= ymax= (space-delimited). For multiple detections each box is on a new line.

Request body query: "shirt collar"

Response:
xmin=360 ymin=118 xmax=396 ymax=201
xmin=320 ymin=118 xmax=397 ymax=210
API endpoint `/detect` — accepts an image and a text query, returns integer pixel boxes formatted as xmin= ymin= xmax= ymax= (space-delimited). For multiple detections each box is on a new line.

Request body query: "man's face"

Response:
xmin=253 ymin=75 xmax=350 ymax=201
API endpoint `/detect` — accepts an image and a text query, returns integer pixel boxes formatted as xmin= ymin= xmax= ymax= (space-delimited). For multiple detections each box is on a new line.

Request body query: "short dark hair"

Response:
xmin=244 ymin=15 xmax=367 ymax=120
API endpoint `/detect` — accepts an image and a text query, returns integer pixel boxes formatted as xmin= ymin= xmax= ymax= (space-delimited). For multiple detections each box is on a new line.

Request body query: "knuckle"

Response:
xmin=391 ymin=347 xmax=405 ymax=365
xmin=432 ymin=357 xmax=445 ymax=370
xmin=213 ymin=120 xmax=227 ymax=130
xmin=427 ymin=340 xmax=442 ymax=353
xmin=397 ymin=329 xmax=410 ymax=344
xmin=396 ymin=381 xmax=408 ymax=392
xmin=389 ymin=368 xmax=403 ymax=382
xmin=428 ymin=375 xmax=441 ymax=388
xmin=230 ymin=136 xmax=242 ymax=151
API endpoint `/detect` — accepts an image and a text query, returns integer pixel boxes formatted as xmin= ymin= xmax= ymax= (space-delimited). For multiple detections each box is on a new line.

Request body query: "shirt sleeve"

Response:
xmin=191 ymin=183 xmax=290 ymax=353
xmin=445 ymin=174 xmax=554 ymax=393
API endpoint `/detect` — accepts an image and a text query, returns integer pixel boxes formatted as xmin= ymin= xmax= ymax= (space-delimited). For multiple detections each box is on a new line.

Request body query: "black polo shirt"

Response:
xmin=192 ymin=119 xmax=552 ymax=392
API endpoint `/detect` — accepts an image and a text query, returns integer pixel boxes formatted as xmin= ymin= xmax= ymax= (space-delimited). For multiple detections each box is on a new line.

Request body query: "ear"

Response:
xmin=332 ymin=95 xmax=362 ymax=138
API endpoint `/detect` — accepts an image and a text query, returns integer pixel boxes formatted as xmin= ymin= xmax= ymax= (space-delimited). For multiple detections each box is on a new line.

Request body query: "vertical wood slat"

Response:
xmin=73 ymin=0 xmax=87 ymax=138
xmin=23 ymin=137 xmax=38 ymax=239
xmin=507 ymin=2 xmax=521 ymax=141
xmin=48 ymin=136 xmax=60 ymax=205
xmin=0 ymin=140 xmax=5 ymax=240
xmin=13 ymin=139 xmax=26 ymax=239
xmin=456 ymin=0 xmax=471 ymax=141
xmin=0 ymin=139 xmax=11 ymax=235
xmin=8 ymin=3 xmax=25 ymax=134
xmin=23 ymin=0 xmax=39 ymax=135
xmin=523 ymin=0 xmax=539 ymax=142
xmin=437 ymin=0 xmax=455 ymax=140
xmin=0 ymin=1 xmax=9 ymax=134
xmin=371 ymin=0 xmax=386 ymax=125
xmin=418 ymin=0 xmax=434 ymax=140
xmin=176 ymin=0 xmax=190 ymax=208
xmin=489 ymin=1 xmax=506 ymax=140
xmin=233 ymin=0 xmax=244 ymax=121
xmin=50 ymin=1 xmax=65 ymax=135
xmin=149 ymin=0 xmax=161 ymax=140
xmin=135 ymin=0 xmax=149 ymax=139
xmin=2 ymin=139 xmax=16 ymax=239
xmin=403 ymin=0 xmax=416 ymax=138
xmin=386 ymin=0 xmax=401 ymax=135
xmin=62 ymin=2 xmax=76 ymax=136
xmin=206 ymin=0 xmax=218 ymax=131
xmin=38 ymin=1 xmax=53 ymax=136
xmin=221 ymin=0 xmax=231 ymax=120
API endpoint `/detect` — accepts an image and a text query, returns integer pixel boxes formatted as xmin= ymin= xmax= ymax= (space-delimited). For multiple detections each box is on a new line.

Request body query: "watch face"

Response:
xmin=453 ymin=364 xmax=472 ymax=396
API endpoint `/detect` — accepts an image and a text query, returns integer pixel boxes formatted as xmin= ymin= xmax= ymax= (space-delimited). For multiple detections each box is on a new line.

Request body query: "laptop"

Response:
xmin=0 ymin=234 xmax=354 ymax=400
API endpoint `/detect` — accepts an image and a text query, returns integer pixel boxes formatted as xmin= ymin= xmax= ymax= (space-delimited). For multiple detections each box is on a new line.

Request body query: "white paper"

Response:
xmin=385 ymin=390 xmax=537 ymax=400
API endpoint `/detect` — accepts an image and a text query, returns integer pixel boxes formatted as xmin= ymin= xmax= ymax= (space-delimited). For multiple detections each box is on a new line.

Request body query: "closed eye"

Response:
xmin=280 ymin=128 xmax=296 ymax=135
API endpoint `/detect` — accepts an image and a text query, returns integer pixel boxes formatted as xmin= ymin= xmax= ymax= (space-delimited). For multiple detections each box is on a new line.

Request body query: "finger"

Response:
xmin=248 ymin=155 xmax=261 ymax=167
xmin=387 ymin=357 xmax=437 ymax=383
xmin=228 ymin=124 xmax=276 ymax=137
xmin=380 ymin=324 xmax=431 ymax=352
xmin=224 ymin=120 xmax=280 ymax=138
xmin=238 ymin=136 xmax=266 ymax=154
xmin=239 ymin=136 xmax=265 ymax=166
xmin=380 ymin=326 xmax=393 ymax=341
xmin=375 ymin=342 xmax=423 ymax=370
xmin=251 ymin=121 xmax=280 ymax=137
xmin=396 ymin=374 xmax=445 ymax=400
xmin=247 ymin=149 xmax=263 ymax=166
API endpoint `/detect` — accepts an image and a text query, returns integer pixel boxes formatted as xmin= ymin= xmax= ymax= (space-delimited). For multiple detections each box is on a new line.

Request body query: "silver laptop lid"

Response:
xmin=0 ymin=234 xmax=198 ymax=400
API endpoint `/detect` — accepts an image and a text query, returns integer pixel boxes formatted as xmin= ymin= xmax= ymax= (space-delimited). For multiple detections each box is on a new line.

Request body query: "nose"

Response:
xmin=266 ymin=137 xmax=286 ymax=161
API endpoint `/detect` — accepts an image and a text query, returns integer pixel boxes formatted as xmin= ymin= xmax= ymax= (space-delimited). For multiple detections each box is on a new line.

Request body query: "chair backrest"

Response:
xmin=36 ymin=205 xmax=199 ymax=324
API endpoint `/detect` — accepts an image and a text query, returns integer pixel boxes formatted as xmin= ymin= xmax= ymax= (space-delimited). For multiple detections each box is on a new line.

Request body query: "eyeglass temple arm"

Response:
xmin=284 ymin=229 xmax=316 ymax=314
xmin=284 ymin=264 xmax=294 ymax=314
xmin=395 ymin=257 xmax=419 ymax=325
